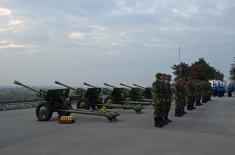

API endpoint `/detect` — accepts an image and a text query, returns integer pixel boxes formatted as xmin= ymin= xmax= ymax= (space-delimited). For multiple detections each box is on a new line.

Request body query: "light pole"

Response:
xmin=179 ymin=46 xmax=182 ymax=76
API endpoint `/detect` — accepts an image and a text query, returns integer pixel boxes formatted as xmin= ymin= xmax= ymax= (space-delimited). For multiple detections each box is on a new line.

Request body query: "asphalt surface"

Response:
xmin=0 ymin=96 xmax=235 ymax=155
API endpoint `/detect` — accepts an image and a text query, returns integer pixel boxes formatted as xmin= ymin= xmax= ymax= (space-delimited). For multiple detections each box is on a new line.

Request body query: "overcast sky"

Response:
xmin=0 ymin=0 xmax=234 ymax=87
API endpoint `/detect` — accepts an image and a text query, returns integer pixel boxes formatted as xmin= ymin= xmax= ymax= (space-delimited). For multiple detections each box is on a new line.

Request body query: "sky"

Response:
xmin=0 ymin=0 xmax=234 ymax=87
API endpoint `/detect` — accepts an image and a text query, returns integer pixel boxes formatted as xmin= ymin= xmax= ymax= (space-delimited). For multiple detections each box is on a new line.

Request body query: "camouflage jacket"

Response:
xmin=186 ymin=81 xmax=196 ymax=96
xmin=152 ymin=80 xmax=165 ymax=100
xmin=173 ymin=82 xmax=186 ymax=97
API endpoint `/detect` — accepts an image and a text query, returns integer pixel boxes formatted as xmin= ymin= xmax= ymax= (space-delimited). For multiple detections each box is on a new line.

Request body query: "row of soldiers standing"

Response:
xmin=152 ymin=73 xmax=212 ymax=128
xmin=152 ymin=73 xmax=173 ymax=128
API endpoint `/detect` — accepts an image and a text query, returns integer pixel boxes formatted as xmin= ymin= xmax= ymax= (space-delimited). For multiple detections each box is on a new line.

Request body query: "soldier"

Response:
xmin=181 ymin=79 xmax=188 ymax=115
xmin=174 ymin=78 xmax=187 ymax=117
xmin=207 ymin=81 xmax=212 ymax=101
xmin=195 ymin=80 xmax=202 ymax=106
xmin=152 ymin=73 xmax=164 ymax=127
xmin=186 ymin=78 xmax=196 ymax=110
xmin=201 ymin=81 xmax=208 ymax=103
xmin=163 ymin=75 xmax=172 ymax=123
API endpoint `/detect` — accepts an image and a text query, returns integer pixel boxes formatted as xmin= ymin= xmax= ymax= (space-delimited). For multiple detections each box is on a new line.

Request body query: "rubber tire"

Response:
xmin=104 ymin=98 xmax=113 ymax=109
xmin=36 ymin=103 xmax=53 ymax=121
xmin=77 ymin=100 xmax=90 ymax=110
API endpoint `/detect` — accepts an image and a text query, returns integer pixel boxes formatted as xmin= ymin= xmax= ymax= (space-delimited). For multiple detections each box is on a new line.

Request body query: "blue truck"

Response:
xmin=210 ymin=80 xmax=226 ymax=97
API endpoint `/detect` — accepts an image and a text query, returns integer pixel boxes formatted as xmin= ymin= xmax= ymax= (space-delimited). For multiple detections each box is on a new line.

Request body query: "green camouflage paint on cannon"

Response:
xmin=120 ymin=83 xmax=153 ymax=106
xmin=14 ymin=81 xmax=119 ymax=122
xmin=103 ymin=83 xmax=143 ymax=113
xmin=82 ymin=82 xmax=142 ymax=113
xmin=133 ymin=84 xmax=153 ymax=102
xmin=104 ymin=83 xmax=148 ymax=108
xmin=55 ymin=81 xmax=96 ymax=110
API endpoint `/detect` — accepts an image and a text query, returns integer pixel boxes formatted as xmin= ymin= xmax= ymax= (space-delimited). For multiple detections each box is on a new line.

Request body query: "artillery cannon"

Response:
xmin=55 ymin=81 xmax=84 ymax=96
xmin=14 ymin=81 xmax=119 ymax=122
xmin=120 ymin=83 xmax=153 ymax=106
xmin=133 ymin=84 xmax=145 ymax=89
xmin=133 ymin=84 xmax=153 ymax=101
xmin=82 ymin=82 xmax=142 ymax=113
xmin=120 ymin=83 xmax=142 ymax=101
xmin=83 ymin=82 xmax=96 ymax=88
xmin=104 ymin=83 xmax=151 ymax=108
xmin=55 ymin=81 xmax=92 ymax=109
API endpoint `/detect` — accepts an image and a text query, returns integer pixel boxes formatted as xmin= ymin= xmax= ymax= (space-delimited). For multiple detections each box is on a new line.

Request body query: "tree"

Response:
xmin=190 ymin=58 xmax=224 ymax=81
xmin=171 ymin=62 xmax=190 ymax=80
xmin=172 ymin=58 xmax=224 ymax=81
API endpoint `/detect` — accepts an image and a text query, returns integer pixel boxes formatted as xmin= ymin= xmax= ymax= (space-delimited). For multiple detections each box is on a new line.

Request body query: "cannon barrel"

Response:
xmin=83 ymin=82 xmax=96 ymax=88
xmin=104 ymin=83 xmax=116 ymax=88
xmin=55 ymin=81 xmax=84 ymax=92
xmin=120 ymin=83 xmax=133 ymax=89
xmin=13 ymin=80 xmax=47 ymax=96
xmin=133 ymin=84 xmax=145 ymax=89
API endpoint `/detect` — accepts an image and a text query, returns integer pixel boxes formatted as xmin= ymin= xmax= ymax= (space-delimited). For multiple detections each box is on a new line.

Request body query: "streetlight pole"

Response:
xmin=179 ymin=46 xmax=182 ymax=76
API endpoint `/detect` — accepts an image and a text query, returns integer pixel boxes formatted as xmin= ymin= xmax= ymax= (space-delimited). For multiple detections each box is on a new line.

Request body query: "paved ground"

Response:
xmin=0 ymin=96 xmax=235 ymax=155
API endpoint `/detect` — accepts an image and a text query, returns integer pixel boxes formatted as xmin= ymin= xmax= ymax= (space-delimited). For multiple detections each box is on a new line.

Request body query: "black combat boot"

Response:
xmin=179 ymin=109 xmax=184 ymax=116
xmin=196 ymin=102 xmax=202 ymax=106
xmin=154 ymin=118 xmax=163 ymax=128
xmin=163 ymin=114 xmax=172 ymax=124
xmin=195 ymin=100 xmax=202 ymax=106
xmin=187 ymin=106 xmax=193 ymax=111
xmin=159 ymin=117 xmax=165 ymax=125
xmin=175 ymin=109 xmax=182 ymax=117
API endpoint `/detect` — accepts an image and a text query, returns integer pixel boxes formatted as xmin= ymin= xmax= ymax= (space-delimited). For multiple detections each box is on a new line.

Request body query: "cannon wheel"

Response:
xmin=57 ymin=111 xmax=71 ymax=116
xmin=36 ymin=103 xmax=53 ymax=121
xmin=104 ymin=98 xmax=113 ymax=109
xmin=77 ymin=99 xmax=90 ymax=110
xmin=95 ymin=97 xmax=104 ymax=109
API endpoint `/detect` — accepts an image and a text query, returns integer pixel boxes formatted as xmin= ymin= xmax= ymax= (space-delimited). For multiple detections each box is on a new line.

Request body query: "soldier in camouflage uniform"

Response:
xmin=195 ymin=80 xmax=202 ymax=106
xmin=181 ymin=79 xmax=188 ymax=115
xmin=152 ymin=73 xmax=165 ymax=127
xmin=201 ymin=81 xmax=208 ymax=103
xmin=163 ymin=75 xmax=172 ymax=123
xmin=207 ymin=81 xmax=212 ymax=101
xmin=174 ymin=78 xmax=187 ymax=117
xmin=186 ymin=78 xmax=196 ymax=110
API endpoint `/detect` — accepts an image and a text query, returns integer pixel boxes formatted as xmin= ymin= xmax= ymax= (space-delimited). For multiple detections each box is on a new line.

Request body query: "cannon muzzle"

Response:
xmin=55 ymin=81 xmax=63 ymax=85
xmin=104 ymin=83 xmax=116 ymax=88
xmin=83 ymin=82 xmax=96 ymax=88
xmin=55 ymin=81 xmax=84 ymax=93
xmin=13 ymin=80 xmax=47 ymax=97
xmin=120 ymin=83 xmax=133 ymax=89
xmin=14 ymin=80 xmax=22 ymax=85
xmin=133 ymin=84 xmax=145 ymax=89
xmin=55 ymin=81 xmax=75 ymax=90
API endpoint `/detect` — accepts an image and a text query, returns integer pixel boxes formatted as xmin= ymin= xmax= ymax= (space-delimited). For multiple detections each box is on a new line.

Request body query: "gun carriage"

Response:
xmin=119 ymin=83 xmax=153 ymax=106
xmin=55 ymin=81 xmax=142 ymax=113
xmin=133 ymin=84 xmax=153 ymax=102
xmin=14 ymin=81 xmax=119 ymax=122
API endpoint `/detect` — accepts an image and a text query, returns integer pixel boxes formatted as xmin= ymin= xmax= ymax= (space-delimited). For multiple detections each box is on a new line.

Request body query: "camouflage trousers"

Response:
xmin=175 ymin=96 xmax=186 ymax=111
xmin=163 ymin=97 xmax=172 ymax=116
xmin=202 ymin=93 xmax=207 ymax=103
xmin=195 ymin=95 xmax=201 ymax=105
xmin=187 ymin=96 xmax=195 ymax=108
xmin=153 ymin=99 xmax=163 ymax=119
xmin=207 ymin=92 xmax=212 ymax=101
